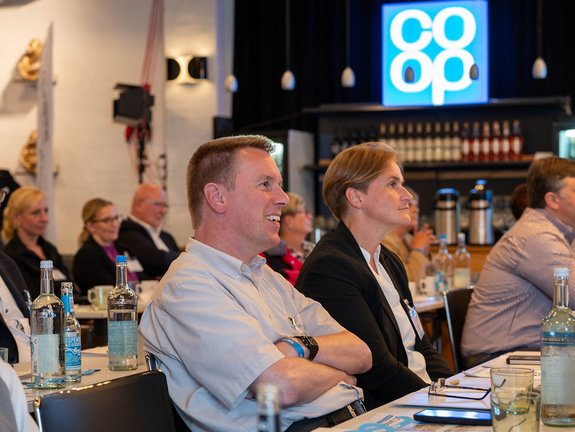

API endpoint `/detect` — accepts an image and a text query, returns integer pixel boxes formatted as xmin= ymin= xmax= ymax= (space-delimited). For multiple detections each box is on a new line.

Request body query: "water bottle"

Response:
xmin=107 ymin=255 xmax=138 ymax=370
xmin=30 ymin=260 xmax=65 ymax=388
xmin=541 ymin=267 xmax=575 ymax=426
xmin=432 ymin=234 xmax=453 ymax=293
xmin=257 ymin=383 xmax=281 ymax=432
xmin=453 ymin=233 xmax=471 ymax=289
xmin=61 ymin=281 xmax=82 ymax=383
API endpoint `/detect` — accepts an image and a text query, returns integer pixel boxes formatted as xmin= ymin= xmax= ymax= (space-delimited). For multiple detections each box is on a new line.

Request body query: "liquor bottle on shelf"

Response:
xmin=442 ymin=120 xmax=451 ymax=161
xmin=378 ymin=122 xmax=387 ymax=144
xmin=510 ymin=119 xmax=524 ymax=160
xmin=414 ymin=122 xmax=424 ymax=162
xmin=480 ymin=121 xmax=492 ymax=162
xmin=460 ymin=121 xmax=471 ymax=161
xmin=491 ymin=120 xmax=502 ymax=161
xmin=257 ymin=383 xmax=281 ymax=432
xmin=433 ymin=121 xmax=443 ymax=161
xmin=424 ymin=122 xmax=433 ymax=162
xmin=451 ymin=121 xmax=461 ymax=162
xmin=405 ymin=122 xmax=415 ymax=163
xmin=387 ymin=122 xmax=397 ymax=151
xmin=330 ymin=128 xmax=342 ymax=159
xmin=541 ymin=267 xmax=575 ymax=426
xmin=108 ymin=255 xmax=138 ymax=371
xmin=396 ymin=122 xmax=406 ymax=160
xmin=340 ymin=130 xmax=350 ymax=153
xmin=470 ymin=121 xmax=481 ymax=162
xmin=432 ymin=234 xmax=453 ymax=293
xmin=501 ymin=120 xmax=511 ymax=161
xmin=31 ymin=260 xmax=65 ymax=389
xmin=61 ymin=281 xmax=81 ymax=383
xmin=453 ymin=233 xmax=471 ymax=289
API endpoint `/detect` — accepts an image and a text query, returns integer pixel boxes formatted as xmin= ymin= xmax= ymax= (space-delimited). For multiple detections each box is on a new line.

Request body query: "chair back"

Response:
xmin=34 ymin=370 xmax=177 ymax=432
xmin=442 ymin=288 xmax=473 ymax=372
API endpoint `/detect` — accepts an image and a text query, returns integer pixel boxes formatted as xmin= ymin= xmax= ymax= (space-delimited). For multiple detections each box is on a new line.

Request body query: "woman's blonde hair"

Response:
xmin=323 ymin=142 xmax=399 ymax=220
xmin=78 ymin=198 xmax=114 ymax=245
xmin=2 ymin=186 xmax=45 ymax=242
xmin=279 ymin=192 xmax=306 ymax=236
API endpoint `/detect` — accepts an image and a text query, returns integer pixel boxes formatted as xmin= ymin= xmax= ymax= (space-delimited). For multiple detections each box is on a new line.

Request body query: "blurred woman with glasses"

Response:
xmin=263 ymin=192 xmax=315 ymax=285
xmin=73 ymin=198 xmax=141 ymax=296
xmin=2 ymin=186 xmax=72 ymax=300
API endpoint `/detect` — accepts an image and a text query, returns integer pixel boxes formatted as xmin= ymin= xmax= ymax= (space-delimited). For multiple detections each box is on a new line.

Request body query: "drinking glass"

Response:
xmin=0 ymin=347 xmax=8 ymax=362
xmin=491 ymin=391 xmax=540 ymax=432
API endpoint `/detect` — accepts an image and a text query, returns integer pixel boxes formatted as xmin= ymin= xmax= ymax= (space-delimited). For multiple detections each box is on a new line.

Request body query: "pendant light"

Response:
xmin=532 ymin=0 xmax=547 ymax=79
xmin=281 ymin=0 xmax=295 ymax=90
xmin=341 ymin=0 xmax=355 ymax=88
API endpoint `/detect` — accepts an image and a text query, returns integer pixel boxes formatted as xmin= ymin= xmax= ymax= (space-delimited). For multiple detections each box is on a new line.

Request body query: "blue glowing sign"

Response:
xmin=382 ymin=1 xmax=488 ymax=107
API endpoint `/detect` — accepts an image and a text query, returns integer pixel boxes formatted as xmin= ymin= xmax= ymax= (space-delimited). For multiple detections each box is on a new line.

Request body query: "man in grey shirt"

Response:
xmin=462 ymin=157 xmax=575 ymax=367
xmin=139 ymin=135 xmax=372 ymax=432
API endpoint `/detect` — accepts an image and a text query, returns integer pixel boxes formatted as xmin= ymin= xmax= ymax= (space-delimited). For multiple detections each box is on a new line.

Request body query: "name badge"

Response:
xmin=52 ymin=268 xmax=67 ymax=281
xmin=404 ymin=299 xmax=425 ymax=340
xmin=127 ymin=257 xmax=144 ymax=273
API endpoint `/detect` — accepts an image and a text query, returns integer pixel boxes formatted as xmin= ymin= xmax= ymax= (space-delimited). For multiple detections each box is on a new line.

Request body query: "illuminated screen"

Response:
xmin=382 ymin=1 xmax=488 ymax=107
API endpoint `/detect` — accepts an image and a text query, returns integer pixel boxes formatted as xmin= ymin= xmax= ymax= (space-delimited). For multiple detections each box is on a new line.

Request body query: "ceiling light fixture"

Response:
xmin=532 ymin=0 xmax=547 ymax=79
xmin=341 ymin=0 xmax=355 ymax=88
xmin=281 ymin=0 xmax=295 ymax=90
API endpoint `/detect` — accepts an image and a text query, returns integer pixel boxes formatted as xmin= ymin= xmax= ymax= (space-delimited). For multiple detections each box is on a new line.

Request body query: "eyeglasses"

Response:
xmin=0 ymin=187 xmax=9 ymax=204
xmin=92 ymin=215 xmax=122 ymax=225
xmin=145 ymin=200 xmax=170 ymax=209
xmin=428 ymin=378 xmax=491 ymax=401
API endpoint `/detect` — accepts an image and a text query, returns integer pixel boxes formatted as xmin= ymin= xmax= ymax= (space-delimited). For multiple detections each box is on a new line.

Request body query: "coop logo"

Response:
xmin=382 ymin=1 xmax=488 ymax=107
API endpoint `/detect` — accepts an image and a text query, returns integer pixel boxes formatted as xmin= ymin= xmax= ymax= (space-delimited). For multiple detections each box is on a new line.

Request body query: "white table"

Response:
xmin=75 ymin=302 xmax=147 ymax=319
xmin=320 ymin=352 xmax=569 ymax=431
xmin=413 ymin=295 xmax=444 ymax=313
xmin=16 ymin=346 xmax=148 ymax=412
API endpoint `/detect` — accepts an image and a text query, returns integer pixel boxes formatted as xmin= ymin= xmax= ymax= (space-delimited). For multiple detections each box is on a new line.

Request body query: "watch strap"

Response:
xmin=294 ymin=336 xmax=319 ymax=361
xmin=279 ymin=337 xmax=304 ymax=358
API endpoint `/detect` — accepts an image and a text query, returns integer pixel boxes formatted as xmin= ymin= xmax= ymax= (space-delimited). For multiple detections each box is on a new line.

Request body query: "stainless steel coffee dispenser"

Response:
xmin=467 ymin=179 xmax=494 ymax=245
xmin=434 ymin=188 xmax=460 ymax=245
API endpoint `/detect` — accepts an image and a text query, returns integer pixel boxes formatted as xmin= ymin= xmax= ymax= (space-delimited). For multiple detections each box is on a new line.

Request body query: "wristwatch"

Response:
xmin=294 ymin=336 xmax=319 ymax=361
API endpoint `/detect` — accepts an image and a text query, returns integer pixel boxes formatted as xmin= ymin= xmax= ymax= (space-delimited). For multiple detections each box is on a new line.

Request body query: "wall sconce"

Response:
xmin=166 ymin=55 xmax=208 ymax=84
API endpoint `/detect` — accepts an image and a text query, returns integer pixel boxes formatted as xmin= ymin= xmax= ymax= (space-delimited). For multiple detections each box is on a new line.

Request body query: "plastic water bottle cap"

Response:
xmin=439 ymin=234 xmax=447 ymax=240
xmin=40 ymin=260 xmax=53 ymax=269
xmin=116 ymin=255 xmax=128 ymax=263
xmin=554 ymin=267 xmax=569 ymax=278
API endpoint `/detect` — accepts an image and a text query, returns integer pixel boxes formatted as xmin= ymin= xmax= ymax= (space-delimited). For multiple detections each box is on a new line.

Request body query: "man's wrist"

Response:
xmin=278 ymin=337 xmax=305 ymax=358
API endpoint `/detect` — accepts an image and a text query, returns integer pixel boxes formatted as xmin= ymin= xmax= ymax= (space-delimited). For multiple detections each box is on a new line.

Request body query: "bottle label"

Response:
xmin=31 ymin=334 xmax=61 ymax=375
xmin=65 ymin=333 xmax=82 ymax=369
xmin=541 ymin=355 xmax=575 ymax=404
xmin=108 ymin=321 xmax=138 ymax=356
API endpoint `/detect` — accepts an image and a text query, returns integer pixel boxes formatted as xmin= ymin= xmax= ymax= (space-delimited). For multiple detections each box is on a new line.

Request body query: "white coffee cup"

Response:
xmin=419 ymin=275 xmax=436 ymax=297
xmin=88 ymin=285 xmax=113 ymax=310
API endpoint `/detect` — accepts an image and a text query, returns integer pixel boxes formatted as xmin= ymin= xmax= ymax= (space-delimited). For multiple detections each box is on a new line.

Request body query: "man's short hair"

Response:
xmin=527 ymin=157 xmax=575 ymax=209
xmin=323 ymin=142 xmax=398 ymax=220
xmin=510 ymin=183 xmax=528 ymax=220
xmin=186 ymin=135 xmax=275 ymax=228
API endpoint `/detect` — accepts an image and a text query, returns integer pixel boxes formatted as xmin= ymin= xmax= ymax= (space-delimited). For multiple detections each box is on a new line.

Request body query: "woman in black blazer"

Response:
xmin=296 ymin=142 xmax=453 ymax=410
xmin=73 ymin=198 xmax=141 ymax=295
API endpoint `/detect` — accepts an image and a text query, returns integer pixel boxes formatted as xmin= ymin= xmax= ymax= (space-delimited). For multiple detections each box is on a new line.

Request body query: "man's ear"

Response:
xmin=204 ymin=183 xmax=227 ymax=214
xmin=544 ymin=191 xmax=560 ymax=210
xmin=345 ymin=187 xmax=363 ymax=209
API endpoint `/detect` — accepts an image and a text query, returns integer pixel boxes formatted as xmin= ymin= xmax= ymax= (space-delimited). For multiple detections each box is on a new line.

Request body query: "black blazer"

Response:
xmin=73 ymin=236 xmax=141 ymax=295
xmin=296 ymin=222 xmax=453 ymax=409
xmin=0 ymin=251 xmax=30 ymax=363
xmin=3 ymin=235 xmax=71 ymax=300
xmin=118 ymin=218 xmax=180 ymax=280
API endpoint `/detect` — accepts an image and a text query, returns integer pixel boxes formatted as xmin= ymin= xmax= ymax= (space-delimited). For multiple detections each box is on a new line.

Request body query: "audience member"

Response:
xmin=462 ymin=157 xmax=575 ymax=367
xmin=510 ymin=183 xmax=528 ymax=221
xmin=118 ymin=183 xmax=179 ymax=280
xmin=139 ymin=135 xmax=371 ymax=432
xmin=0 ymin=187 xmax=31 ymax=365
xmin=296 ymin=142 xmax=453 ymax=409
xmin=73 ymin=198 xmax=141 ymax=295
xmin=263 ymin=192 xmax=315 ymax=285
xmin=382 ymin=187 xmax=436 ymax=283
xmin=0 ymin=359 xmax=38 ymax=431
xmin=2 ymin=186 xmax=71 ymax=299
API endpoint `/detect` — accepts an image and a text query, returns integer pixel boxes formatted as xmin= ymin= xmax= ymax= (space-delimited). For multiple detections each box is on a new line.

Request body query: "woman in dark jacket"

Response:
xmin=73 ymin=198 xmax=141 ymax=295
xmin=296 ymin=142 xmax=453 ymax=410
xmin=2 ymin=186 xmax=71 ymax=300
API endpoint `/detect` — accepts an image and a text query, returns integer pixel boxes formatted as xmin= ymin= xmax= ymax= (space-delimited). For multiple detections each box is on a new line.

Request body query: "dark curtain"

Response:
xmin=232 ymin=0 xmax=575 ymax=131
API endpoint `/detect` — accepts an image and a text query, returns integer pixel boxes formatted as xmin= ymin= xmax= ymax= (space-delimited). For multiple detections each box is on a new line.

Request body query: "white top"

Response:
xmin=360 ymin=245 xmax=431 ymax=383
xmin=0 ymin=277 xmax=30 ymax=363
xmin=0 ymin=360 xmax=38 ymax=432
xmin=139 ymin=238 xmax=362 ymax=432
xmin=128 ymin=215 xmax=170 ymax=252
